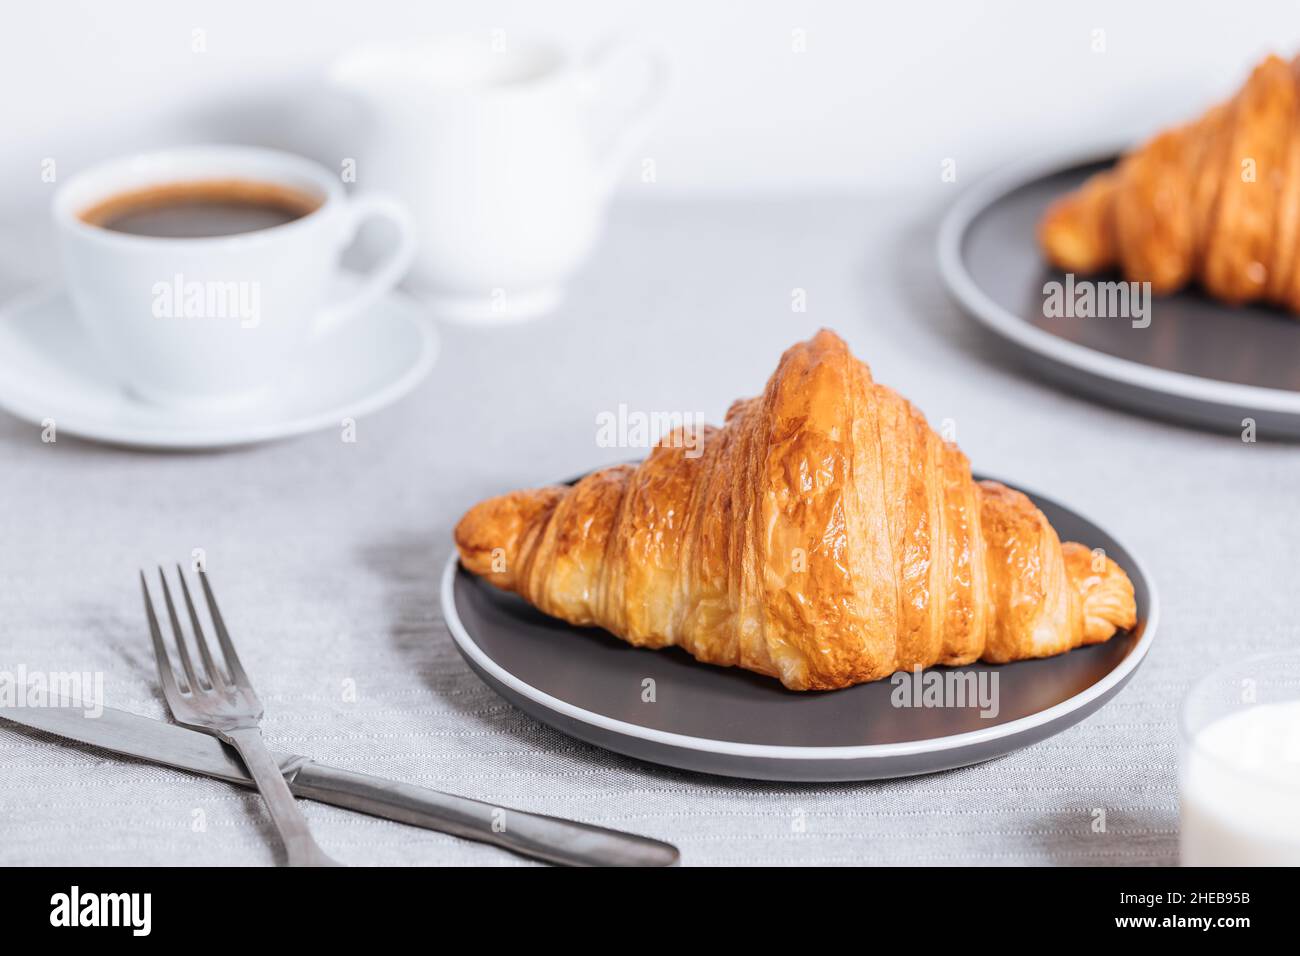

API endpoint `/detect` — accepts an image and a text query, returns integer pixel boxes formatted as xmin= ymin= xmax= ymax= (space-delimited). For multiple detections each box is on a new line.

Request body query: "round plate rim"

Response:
xmin=0 ymin=284 xmax=439 ymax=449
xmin=936 ymin=142 xmax=1300 ymax=415
xmin=440 ymin=473 xmax=1160 ymax=763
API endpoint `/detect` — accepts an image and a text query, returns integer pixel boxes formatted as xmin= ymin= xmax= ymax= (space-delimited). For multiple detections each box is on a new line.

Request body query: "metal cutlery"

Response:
xmin=142 ymin=566 xmax=342 ymax=867
xmin=0 ymin=703 xmax=680 ymax=867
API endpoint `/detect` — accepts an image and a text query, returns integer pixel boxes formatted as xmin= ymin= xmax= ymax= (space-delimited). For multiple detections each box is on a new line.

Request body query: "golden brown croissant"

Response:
xmin=1040 ymin=53 xmax=1300 ymax=310
xmin=455 ymin=330 xmax=1136 ymax=691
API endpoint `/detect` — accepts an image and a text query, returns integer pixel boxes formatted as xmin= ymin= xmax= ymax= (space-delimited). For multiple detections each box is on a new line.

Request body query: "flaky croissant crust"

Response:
xmin=456 ymin=330 xmax=1136 ymax=690
xmin=1040 ymin=53 xmax=1300 ymax=312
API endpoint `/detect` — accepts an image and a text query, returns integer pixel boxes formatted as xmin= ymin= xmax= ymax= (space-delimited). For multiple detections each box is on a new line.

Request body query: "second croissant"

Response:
xmin=1040 ymin=53 xmax=1300 ymax=313
xmin=454 ymin=331 xmax=1137 ymax=691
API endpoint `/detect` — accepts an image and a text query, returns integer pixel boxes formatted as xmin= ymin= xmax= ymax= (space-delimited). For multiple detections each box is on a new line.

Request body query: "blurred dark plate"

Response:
xmin=938 ymin=147 xmax=1300 ymax=437
xmin=441 ymin=471 xmax=1157 ymax=782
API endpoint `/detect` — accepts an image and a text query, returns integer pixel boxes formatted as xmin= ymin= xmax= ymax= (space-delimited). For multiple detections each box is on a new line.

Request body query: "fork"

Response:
xmin=142 ymin=565 xmax=342 ymax=867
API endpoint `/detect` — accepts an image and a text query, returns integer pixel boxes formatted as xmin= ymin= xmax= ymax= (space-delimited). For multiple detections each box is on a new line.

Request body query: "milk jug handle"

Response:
xmin=582 ymin=38 xmax=668 ymax=197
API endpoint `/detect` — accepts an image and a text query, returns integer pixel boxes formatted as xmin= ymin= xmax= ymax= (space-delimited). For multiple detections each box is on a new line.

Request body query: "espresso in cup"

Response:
xmin=54 ymin=146 xmax=416 ymax=407
xmin=79 ymin=179 xmax=322 ymax=239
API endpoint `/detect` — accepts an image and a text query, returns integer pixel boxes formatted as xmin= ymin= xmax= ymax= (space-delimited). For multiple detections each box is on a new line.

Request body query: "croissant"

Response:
xmin=1040 ymin=53 xmax=1300 ymax=311
xmin=454 ymin=330 xmax=1136 ymax=691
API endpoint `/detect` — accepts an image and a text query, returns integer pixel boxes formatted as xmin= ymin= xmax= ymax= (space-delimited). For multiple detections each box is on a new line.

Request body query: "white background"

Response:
xmin=1 ymin=0 xmax=1295 ymax=200
xmin=1 ymin=0 xmax=1295 ymax=285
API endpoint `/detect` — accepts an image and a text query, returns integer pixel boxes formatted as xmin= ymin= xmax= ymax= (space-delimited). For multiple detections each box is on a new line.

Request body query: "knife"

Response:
xmin=0 ymin=704 xmax=679 ymax=867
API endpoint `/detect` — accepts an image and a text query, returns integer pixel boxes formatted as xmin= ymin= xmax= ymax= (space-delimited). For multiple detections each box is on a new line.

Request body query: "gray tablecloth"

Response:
xmin=1 ymin=197 xmax=1291 ymax=866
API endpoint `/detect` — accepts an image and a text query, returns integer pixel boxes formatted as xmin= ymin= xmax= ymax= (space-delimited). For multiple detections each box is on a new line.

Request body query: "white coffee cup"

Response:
xmin=330 ymin=34 xmax=666 ymax=322
xmin=53 ymin=145 xmax=416 ymax=407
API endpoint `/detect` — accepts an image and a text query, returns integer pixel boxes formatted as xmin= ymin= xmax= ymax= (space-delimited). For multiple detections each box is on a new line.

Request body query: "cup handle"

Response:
xmin=312 ymin=194 xmax=417 ymax=339
xmin=583 ymin=37 xmax=669 ymax=197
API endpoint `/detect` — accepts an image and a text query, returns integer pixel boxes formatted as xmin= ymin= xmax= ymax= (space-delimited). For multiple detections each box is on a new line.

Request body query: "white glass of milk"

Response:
xmin=1179 ymin=651 xmax=1300 ymax=865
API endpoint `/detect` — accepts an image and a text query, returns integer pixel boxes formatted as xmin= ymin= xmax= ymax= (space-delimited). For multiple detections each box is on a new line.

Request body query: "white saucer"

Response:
xmin=0 ymin=284 xmax=438 ymax=449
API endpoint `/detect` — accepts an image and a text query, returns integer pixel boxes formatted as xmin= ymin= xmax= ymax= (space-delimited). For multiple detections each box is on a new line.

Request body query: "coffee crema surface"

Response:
xmin=79 ymin=179 xmax=323 ymax=238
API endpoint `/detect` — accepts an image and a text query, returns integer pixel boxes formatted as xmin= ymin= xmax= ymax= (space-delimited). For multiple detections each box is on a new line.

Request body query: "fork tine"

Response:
xmin=141 ymin=571 xmax=185 ymax=704
xmin=198 ymin=569 xmax=252 ymax=689
xmin=158 ymin=566 xmax=202 ymax=693
xmin=176 ymin=564 xmax=226 ymax=689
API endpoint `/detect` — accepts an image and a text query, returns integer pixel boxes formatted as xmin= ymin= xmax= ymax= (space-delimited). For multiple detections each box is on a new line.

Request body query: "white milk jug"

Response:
xmin=331 ymin=34 xmax=666 ymax=322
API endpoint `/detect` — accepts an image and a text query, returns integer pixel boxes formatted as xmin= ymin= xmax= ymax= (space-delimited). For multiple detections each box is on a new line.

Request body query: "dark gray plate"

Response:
xmin=938 ymin=147 xmax=1300 ymax=437
xmin=441 ymin=472 xmax=1158 ymax=782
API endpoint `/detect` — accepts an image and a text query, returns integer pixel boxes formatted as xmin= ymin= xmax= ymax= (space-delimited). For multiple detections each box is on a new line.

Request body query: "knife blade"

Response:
xmin=0 ymin=703 xmax=678 ymax=867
